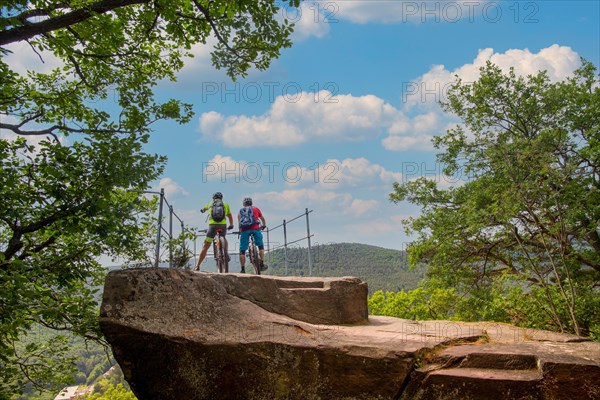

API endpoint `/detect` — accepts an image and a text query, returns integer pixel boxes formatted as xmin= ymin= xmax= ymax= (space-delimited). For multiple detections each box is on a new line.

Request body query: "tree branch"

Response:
xmin=0 ymin=0 xmax=151 ymax=46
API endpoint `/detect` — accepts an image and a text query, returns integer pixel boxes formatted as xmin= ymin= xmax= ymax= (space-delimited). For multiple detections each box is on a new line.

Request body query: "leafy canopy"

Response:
xmin=389 ymin=60 xmax=600 ymax=338
xmin=1 ymin=0 xmax=301 ymax=396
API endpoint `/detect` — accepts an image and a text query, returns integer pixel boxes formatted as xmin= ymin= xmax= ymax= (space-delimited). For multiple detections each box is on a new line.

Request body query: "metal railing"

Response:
xmin=135 ymin=188 xmax=188 ymax=268
xmin=189 ymin=208 xmax=315 ymax=275
xmin=267 ymin=208 xmax=314 ymax=275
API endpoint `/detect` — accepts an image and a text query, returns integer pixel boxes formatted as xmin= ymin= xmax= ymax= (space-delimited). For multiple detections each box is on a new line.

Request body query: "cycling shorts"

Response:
xmin=205 ymin=224 xmax=227 ymax=243
xmin=239 ymin=229 xmax=264 ymax=253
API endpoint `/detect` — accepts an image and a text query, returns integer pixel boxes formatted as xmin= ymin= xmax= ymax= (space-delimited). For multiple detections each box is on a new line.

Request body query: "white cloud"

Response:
xmin=289 ymin=157 xmax=403 ymax=190
xmin=382 ymin=111 xmax=440 ymax=150
xmin=197 ymin=45 xmax=583 ymax=153
xmin=201 ymin=154 xmax=244 ymax=181
xmin=347 ymin=199 xmax=379 ymax=216
xmin=387 ymin=45 xmax=583 ymax=150
xmin=198 ymin=90 xmax=397 ymax=147
xmin=201 ymin=155 xmax=404 ymax=193
xmin=290 ymin=2 xmax=331 ymax=40
xmin=3 ymin=41 xmax=64 ymax=75
xmin=153 ymin=177 xmax=189 ymax=199
xmin=403 ymin=45 xmax=581 ymax=110
xmin=200 ymin=154 xmax=280 ymax=186
xmin=382 ymin=135 xmax=435 ymax=151
xmin=253 ymin=188 xmax=383 ymax=219
xmin=254 ymin=188 xmax=351 ymax=212
xmin=169 ymin=38 xmax=229 ymax=87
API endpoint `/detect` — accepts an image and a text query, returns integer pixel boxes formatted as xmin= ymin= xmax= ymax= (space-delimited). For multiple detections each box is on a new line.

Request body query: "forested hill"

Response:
xmin=265 ymin=242 xmax=425 ymax=295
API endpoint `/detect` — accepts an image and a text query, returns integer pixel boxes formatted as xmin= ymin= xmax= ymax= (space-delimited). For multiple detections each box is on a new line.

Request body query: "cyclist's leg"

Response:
xmin=195 ymin=229 xmax=215 ymax=270
xmin=250 ymin=238 xmax=261 ymax=275
xmin=239 ymin=252 xmax=246 ymax=273
xmin=239 ymin=231 xmax=250 ymax=273
xmin=253 ymin=230 xmax=267 ymax=271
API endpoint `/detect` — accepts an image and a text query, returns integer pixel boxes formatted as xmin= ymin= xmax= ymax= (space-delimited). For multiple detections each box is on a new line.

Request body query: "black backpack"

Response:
xmin=211 ymin=199 xmax=225 ymax=222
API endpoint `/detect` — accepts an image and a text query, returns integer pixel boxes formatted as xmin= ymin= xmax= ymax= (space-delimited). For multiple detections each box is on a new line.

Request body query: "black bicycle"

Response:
xmin=199 ymin=228 xmax=229 ymax=273
xmin=234 ymin=227 xmax=266 ymax=275
xmin=247 ymin=231 xmax=262 ymax=275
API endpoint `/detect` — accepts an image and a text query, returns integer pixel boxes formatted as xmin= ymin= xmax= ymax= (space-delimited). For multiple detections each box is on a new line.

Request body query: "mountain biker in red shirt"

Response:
xmin=238 ymin=196 xmax=267 ymax=274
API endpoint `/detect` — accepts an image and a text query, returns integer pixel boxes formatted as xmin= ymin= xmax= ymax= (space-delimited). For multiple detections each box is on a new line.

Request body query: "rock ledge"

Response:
xmin=99 ymin=268 xmax=600 ymax=400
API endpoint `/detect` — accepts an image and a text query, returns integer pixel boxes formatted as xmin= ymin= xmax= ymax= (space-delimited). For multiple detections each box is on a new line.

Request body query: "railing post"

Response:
xmin=283 ymin=219 xmax=288 ymax=275
xmin=193 ymin=235 xmax=197 ymax=267
xmin=155 ymin=188 xmax=164 ymax=268
xmin=266 ymin=228 xmax=270 ymax=266
xmin=181 ymin=221 xmax=186 ymax=268
xmin=169 ymin=205 xmax=174 ymax=268
xmin=305 ymin=208 xmax=313 ymax=276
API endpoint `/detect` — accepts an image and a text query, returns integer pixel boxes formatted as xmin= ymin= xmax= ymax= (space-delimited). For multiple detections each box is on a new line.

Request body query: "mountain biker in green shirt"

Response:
xmin=194 ymin=192 xmax=233 ymax=271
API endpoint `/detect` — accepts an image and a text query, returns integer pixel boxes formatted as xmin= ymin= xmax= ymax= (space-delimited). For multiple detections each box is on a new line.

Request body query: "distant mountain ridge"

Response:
xmin=265 ymin=242 xmax=425 ymax=295
xmin=109 ymin=243 xmax=425 ymax=295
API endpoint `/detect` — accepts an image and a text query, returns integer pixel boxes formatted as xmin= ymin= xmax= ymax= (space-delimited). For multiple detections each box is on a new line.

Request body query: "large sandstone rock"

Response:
xmin=99 ymin=268 xmax=600 ymax=400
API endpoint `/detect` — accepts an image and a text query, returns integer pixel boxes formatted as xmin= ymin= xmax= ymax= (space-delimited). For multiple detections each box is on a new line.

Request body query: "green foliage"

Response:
xmin=82 ymin=366 xmax=136 ymax=400
xmin=8 ymin=324 xmax=114 ymax=400
xmin=1 ymin=0 xmax=301 ymax=396
xmin=369 ymin=277 xmax=457 ymax=320
xmin=267 ymin=243 xmax=425 ymax=295
xmin=0 ymin=136 xmax=159 ymax=396
xmin=389 ymin=60 xmax=600 ymax=339
xmin=83 ymin=383 xmax=136 ymax=400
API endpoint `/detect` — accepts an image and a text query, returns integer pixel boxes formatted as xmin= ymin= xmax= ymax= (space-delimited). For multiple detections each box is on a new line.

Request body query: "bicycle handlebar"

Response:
xmin=231 ymin=226 xmax=267 ymax=235
xmin=197 ymin=225 xmax=233 ymax=235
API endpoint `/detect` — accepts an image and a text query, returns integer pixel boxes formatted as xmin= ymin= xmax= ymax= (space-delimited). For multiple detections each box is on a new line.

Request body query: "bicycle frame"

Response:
xmin=213 ymin=229 xmax=229 ymax=273
xmin=247 ymin=233 xmax=261 ymax=275
xmin=233 ymin=230 xmax=262 ymax=275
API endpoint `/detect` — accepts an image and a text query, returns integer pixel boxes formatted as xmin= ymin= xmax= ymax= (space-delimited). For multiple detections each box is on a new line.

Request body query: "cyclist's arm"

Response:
xmin=259 ymin=215 xmax=266 ymax=228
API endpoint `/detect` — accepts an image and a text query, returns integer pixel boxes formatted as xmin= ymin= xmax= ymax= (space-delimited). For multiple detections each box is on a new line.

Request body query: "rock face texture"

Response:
xmin=99 ymin=268 xmax=600 ymax=400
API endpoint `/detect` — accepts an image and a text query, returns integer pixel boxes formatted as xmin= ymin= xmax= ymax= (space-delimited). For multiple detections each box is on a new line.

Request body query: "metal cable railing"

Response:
xmin=267 ymin=208 xmax=314 ymax=275
xmin=135 ymin=188 xmax=189 ymax=268
xmin=189 ymin=208 xmax=315 ymax=275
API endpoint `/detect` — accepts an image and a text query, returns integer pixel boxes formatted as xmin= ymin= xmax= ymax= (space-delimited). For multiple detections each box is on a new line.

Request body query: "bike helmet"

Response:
xmin=243 ymin=196 xmax=252 ymax=206
xmin=213 ymin=192 xmax=223 ymax=199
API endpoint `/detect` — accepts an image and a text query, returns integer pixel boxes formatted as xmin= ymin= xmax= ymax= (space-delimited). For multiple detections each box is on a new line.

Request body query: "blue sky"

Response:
xmin=4 ymin=1 xmax=600 ymax=260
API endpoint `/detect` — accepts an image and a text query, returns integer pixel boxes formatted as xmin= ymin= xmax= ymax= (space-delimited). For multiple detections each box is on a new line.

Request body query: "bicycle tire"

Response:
xmin=249 ymin=236 xmax=260 ymax=275
xmin=212 ymin=240 xmax=221 ymax=273
xmin=219 ymin=236 xmax=229 ymax=273
xmin=213 ymin=236 xmax=225 ymax=273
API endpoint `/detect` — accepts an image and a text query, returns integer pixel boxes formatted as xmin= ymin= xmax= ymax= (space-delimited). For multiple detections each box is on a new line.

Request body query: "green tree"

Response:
xmin=1 ymin=0 xmax=300 ymax=396
xmin=390 ymin=60 xmax=600 ymax=338
xmin=83 ymin=383 xmax=137 ymax=400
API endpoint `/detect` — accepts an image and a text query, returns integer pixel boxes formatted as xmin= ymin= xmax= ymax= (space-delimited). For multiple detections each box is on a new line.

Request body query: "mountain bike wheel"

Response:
xmin=213 ymin=237 xmax=224 ymax=273
xmin=218 ymin=236 xmax=229 ymax=273
xmin=250 ymin=244 xmax=260 ymax=275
